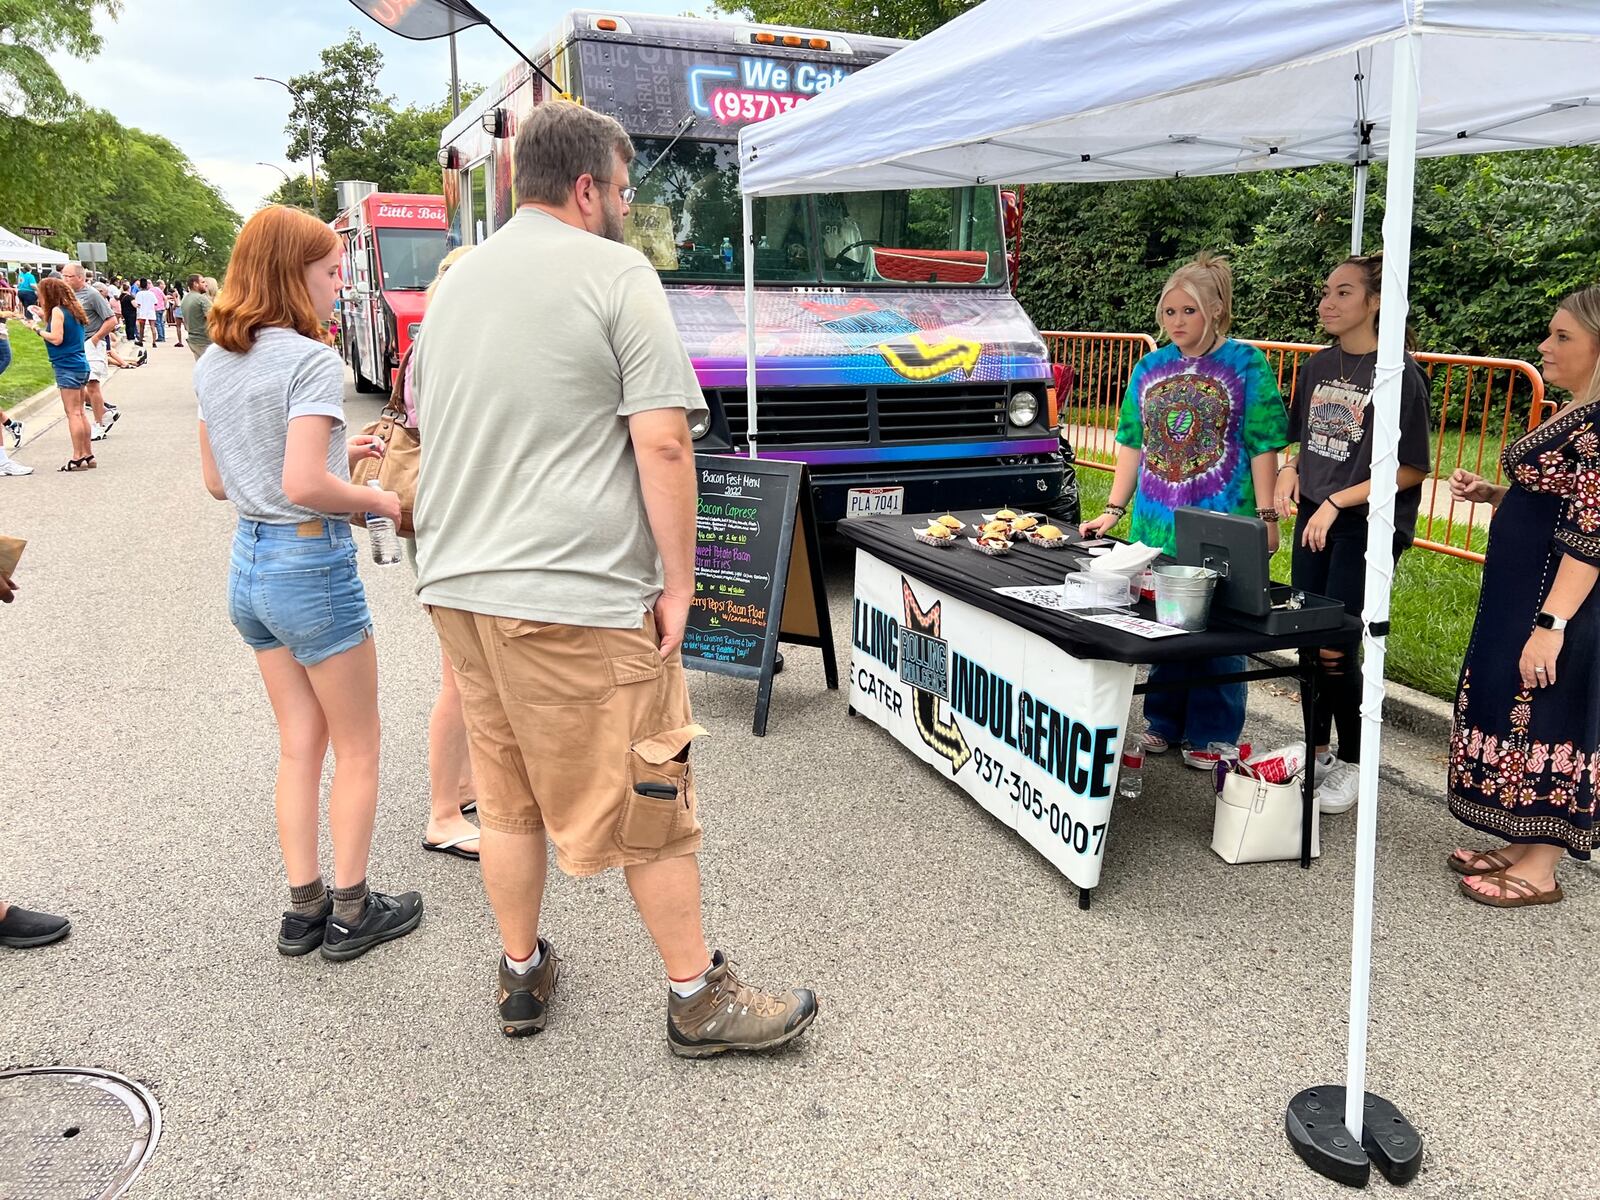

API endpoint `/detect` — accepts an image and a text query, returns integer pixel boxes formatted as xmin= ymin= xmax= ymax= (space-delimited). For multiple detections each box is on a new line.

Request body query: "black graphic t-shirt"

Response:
xmin=1290 ymin=346 xmax=1433 ymax=542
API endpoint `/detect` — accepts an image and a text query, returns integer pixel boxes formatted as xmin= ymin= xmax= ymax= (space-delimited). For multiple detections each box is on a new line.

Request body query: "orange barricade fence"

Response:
xmin=1042 ymin=331 xmax=1553 ymax=563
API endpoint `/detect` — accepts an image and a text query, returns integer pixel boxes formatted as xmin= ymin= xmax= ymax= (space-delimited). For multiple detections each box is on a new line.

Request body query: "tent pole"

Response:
xmin=1350 ymin=162 xmax=1368 ymax=254
xmin=742 ymin=192 xmax=759 ymax=459
xmin=1286 ymin=29 xmax=1424 ymax=1188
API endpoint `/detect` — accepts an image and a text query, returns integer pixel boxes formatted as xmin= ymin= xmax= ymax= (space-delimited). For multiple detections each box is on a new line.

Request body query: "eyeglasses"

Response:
xmin=592 ymin=177 xmax=637 ymax=204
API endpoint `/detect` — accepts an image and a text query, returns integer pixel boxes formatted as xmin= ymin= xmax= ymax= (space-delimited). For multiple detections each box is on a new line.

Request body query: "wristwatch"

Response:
xmin=1535 ymin=611 xmax=1569 ymax=631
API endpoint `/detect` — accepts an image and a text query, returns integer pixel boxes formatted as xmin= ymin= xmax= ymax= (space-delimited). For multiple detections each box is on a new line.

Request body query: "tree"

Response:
xmin=711 ymin=0 xmax=978 ymax=39
xmin=284 ymin=30 xmax=388 ymax=165
xmin=0 ymin=0 xmax=121 ymax=117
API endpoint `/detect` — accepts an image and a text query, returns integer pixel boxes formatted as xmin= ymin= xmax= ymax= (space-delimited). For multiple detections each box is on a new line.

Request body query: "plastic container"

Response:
xmin=1061 ymin=572 xmax=1138 ymax=608
xmin=365 ymin=480 xmax=401 ymax=565
xmin=1151 ymin=564 xmax=1220 ymax=630
xmin=1118 ymin=724 xmax=1146 ymax=799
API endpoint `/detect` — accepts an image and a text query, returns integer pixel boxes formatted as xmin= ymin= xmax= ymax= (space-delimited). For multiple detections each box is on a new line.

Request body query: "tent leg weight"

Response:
xmin=1286 ymin=1086 xmax=1422 ymax=1188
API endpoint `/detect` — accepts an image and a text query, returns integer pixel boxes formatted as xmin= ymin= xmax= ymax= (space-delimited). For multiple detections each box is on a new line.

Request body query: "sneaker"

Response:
xmin=101 ymin=409 xmax=120 ymax=434
xmin=1181 ymin=742 xmax=1253 ymax=771
xmin=4 ymin=419 xmax=20 ymax=449
xmin=90 ymin=422 xmax=107 ymax=441
xmin=1142 ymin=730 xmax=1171 ymax=754
xmin=319 ymin=890 xmax=423 ymax=962
xmin=497 ymin=937 xmax=560 ymax=1037
xmin=136 ymin=350 xmax=148 ymax=365
xmin=276 ymin=898 xmax=332 ymax=957
xmin=0 ymin=904 xmax=71 ymax=948
xmin=0 ymin=460 xmax=34 ymax=476
xmin=666 ymin=950 xmax=818 ymax=1058
xmin=1316 ymin=760 xmax=1361 ymax=815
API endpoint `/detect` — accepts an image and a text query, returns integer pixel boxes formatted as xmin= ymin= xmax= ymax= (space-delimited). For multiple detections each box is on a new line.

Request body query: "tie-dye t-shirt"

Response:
xmin=1114 ymin=339 xmax=1289 ymax=554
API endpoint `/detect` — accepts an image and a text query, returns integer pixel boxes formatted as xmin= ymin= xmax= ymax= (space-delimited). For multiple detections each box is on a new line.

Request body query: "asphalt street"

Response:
xmin=2 ymin=341 xmax=1596 ymax=1199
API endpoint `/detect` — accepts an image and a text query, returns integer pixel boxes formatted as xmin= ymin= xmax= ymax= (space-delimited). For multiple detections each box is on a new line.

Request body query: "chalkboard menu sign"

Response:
xmin=687 ymin=455 xmax=838 ymax=735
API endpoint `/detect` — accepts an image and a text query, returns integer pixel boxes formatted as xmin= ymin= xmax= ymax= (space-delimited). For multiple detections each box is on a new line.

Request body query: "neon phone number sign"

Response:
xmin=689 ymin=58 xmax=852 ymax=127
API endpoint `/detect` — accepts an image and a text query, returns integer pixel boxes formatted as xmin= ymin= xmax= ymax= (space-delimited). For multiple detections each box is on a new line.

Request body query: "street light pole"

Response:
xmin=256 ymin=162 xmax=291 ymax=185
xmin=254 ymin=75 xmax=318 ymax=215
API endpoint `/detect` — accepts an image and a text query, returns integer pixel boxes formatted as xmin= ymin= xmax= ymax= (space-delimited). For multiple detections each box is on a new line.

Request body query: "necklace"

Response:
xmin=1334 ymin=343 xmax=1376 ymax=388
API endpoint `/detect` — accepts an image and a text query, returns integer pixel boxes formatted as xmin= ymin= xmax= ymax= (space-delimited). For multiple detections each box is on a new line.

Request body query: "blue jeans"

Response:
xmin=228 ymin=518 xmax=372 ymax=666
xmin=1143 ymin=656 xmax=1248 ymax=748
xmin=155 ymin=311 xmax=167 ymax=341
xmin=0 ymin=336 xmax=11 ymax=379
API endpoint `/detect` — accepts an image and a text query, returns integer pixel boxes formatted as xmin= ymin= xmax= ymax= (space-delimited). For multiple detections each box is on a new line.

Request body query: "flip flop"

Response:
xmin=460 ymin=800 xmax=478 ymax=816
xmin=1458 ymin=868 xmax=1563 ymax=908
xmin=1447 ymin=848 xmax=1514 ymax=876
xmin=422 ymin=834 xmax=480 ymax=861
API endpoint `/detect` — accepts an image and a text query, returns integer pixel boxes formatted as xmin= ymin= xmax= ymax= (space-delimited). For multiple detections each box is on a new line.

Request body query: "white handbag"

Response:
xmin=1211 ymin=770 xmax=1320 ymax=864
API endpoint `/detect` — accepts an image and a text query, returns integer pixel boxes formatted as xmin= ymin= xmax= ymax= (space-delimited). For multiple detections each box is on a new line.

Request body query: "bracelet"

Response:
xmin=1327 ymin=497 xmax=1344 ymax=511
xmin=1277 ymin=462 xmax=1299 ymax=475
xmin=1102 ymin=502 xmax=1127 ymax=517
xmin=1256 ymin=508 xmax=1280 ymax=523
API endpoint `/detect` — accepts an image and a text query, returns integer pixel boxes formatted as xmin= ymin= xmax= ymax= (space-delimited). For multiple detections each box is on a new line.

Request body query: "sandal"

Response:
xmin=1447 ymin=848 xmax=1513 ymax=876
xmin=422 ymin=834 xmax=480 ymax=861
xmin=1458 ymin=867 xmax=1564 ymax=908
xmin=59 ymin=456 xmax=94 ymax=472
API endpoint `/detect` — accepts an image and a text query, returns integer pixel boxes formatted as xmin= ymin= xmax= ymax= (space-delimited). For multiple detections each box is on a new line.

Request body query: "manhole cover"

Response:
xmin=0 ymin=1068 xmax=160 ymax=1200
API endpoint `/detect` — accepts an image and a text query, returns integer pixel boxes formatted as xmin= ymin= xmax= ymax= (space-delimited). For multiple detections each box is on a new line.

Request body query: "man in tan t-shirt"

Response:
xmin=413 ymin=101 xmax=817 ymax=1055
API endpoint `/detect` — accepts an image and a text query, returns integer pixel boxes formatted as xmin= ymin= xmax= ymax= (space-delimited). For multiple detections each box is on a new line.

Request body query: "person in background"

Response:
xmin=181 ymin=273 xmax=212 ymax=360
xmin=133 ymin=278 xmax=159 ymax=346
xmin=0 ymin=563 xmax=71 ymax=946
xmin=203 ymin=276 xmax=219 ymax=297
xmin=16 ymin=268 xmax=38 ymax=315
xmin=170 ymin=279 xmax=186 ymax=348
xmin=151 ymin=279 xmax=168 ymax=342
xmin=395 ymin=246 xmax=480 ymax=863
xmin=34 ymin=277 xmax=96 ymax=472
xmin=63 ymin=262 xmax=120 ymax=441
xmin=118 ymin=278 xmax=139 ymax=343
xmin=1080 ymin=253 xmax=1289 ymax=767
xmin=0 ymin=291 xmax=32 ymax=476
xmin=196 ymin=205 xmax=419 ymax=961
xmin=1446 ymin=284 xmax=1600 ymax=908
xmin=1273 ymin=256 xmax=1433 ymax=816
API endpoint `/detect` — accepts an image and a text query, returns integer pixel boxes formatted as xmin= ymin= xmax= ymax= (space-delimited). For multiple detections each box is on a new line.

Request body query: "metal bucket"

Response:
xmin=1151 ymin=564 xmax=1220 ymax=631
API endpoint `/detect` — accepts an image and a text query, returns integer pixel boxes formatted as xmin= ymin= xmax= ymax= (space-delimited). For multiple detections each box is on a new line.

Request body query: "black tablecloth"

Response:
xmin=837 ymin=511 xmax=1361 ymax=665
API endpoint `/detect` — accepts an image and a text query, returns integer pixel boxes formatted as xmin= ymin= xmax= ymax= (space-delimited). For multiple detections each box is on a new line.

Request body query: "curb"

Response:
xmin=5 ymin=383 xmax=60 ymax=426
xmin=1254 ymin=649 xmax=1454 ymax=741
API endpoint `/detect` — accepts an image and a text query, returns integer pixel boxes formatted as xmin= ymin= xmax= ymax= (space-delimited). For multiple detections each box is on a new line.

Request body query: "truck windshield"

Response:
xmin=375 ymin=228 xmax=448 ymax=291
xmin=626 ymin=138 xmax=1004 ymax=288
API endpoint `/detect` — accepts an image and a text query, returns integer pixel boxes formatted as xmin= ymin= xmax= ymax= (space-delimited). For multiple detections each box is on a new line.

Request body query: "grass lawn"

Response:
xmin=1075 ymin=467 xmax=1481 ymax=701
xmin=0 ymin=324 xmax=54 ymax=411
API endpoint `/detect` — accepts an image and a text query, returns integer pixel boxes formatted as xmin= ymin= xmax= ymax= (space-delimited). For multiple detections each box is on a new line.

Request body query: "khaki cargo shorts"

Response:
xmin=427 ymin=606 xmax=705 ymax=876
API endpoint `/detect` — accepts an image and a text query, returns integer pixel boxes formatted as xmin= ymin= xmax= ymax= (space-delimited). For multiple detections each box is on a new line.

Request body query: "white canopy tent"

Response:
xmin=738 ymin=0 xmax=1600 ymax=1174
xmin=0 ymin=227 xmax=69 ymax=268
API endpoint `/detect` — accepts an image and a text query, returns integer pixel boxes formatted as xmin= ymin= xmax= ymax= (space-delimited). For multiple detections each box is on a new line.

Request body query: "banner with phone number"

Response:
xmin=848 ymin=551 xmax=1137 ymax=889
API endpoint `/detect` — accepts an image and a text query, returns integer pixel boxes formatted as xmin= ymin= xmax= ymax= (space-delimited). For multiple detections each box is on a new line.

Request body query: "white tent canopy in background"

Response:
xmin=737 ymin=0 xmax=1600 ymax=1163
xmin=740 ymin=0 xmax=1600 ymax=194
xmin=0 ymin=227 xmax=70 ymax=267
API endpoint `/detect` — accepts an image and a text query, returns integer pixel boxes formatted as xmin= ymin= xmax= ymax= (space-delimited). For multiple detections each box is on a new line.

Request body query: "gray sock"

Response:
xmin=288 ymin=878 xmax=327 ymax=917
xmin=329 ymin=880 xmax=370 ymax=925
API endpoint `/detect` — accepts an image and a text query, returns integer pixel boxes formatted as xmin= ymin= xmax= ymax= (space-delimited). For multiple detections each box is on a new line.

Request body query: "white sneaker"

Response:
xmin=1316 ymin=760 xmax=1360 ymax=815
xmin=0 ymin=459 xmax=33 ymax=476
xmin=90 ymin=422 xmax=107 ymax=441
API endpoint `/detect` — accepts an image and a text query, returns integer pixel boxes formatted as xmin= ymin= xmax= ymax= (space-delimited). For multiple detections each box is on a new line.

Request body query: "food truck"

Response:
xmin=438 ymin=11 xmax=1064 ymax=520
xmin=331 ymin=188 xmax=448 ymax=393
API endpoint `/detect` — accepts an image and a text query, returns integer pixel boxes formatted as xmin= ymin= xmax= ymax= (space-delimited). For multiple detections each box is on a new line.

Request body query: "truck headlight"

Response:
xmin=689 ymin=411 xmax=712 ymax=440
xmin=1007 ymin=390 xmax=1040 ymax=427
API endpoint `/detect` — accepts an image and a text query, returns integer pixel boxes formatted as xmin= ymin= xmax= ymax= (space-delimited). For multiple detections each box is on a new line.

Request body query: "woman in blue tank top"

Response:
xmin=35 ymin=277 xmax=95 ymax=471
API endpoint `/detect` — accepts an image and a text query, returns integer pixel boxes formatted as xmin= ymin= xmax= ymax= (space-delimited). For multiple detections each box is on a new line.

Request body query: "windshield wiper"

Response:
xmin=634 ymin=114 xmax=697 ymax=193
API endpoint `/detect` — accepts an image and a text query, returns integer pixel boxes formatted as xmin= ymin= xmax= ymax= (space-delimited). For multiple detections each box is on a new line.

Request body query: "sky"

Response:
xmin=53 ymin=0 xmax=713 ymax=217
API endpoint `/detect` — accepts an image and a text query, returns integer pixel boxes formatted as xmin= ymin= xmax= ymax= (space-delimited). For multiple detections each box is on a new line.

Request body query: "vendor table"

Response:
xmin=838 ymin=512 xmax=1362 ymax=908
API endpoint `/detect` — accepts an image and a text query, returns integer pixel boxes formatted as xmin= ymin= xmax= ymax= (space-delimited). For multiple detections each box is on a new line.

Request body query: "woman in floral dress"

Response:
xmin=1447 ymin=285 xmax=1600 ymax=907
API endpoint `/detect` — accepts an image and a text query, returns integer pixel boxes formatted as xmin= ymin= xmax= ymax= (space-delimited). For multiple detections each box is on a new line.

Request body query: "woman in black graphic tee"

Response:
xmin=1274 ymin=255 xmax=1433 ymax=817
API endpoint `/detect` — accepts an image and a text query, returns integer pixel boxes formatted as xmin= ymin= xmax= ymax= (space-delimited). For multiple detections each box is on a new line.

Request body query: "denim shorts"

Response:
xmin=52 ymin=365 xmax=90 ymax=390
xmin=228 ymin=518 xmax=373 ymax=666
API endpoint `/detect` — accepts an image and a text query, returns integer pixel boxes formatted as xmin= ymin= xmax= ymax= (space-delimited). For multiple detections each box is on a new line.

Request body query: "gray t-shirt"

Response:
xmin=194 ymin=328 xmax=350 ymax=524
xmin=181 ymin=291 xmax=212 ymax=345
xmin=412 ymin=206 xmax=707 ymax=628
xmin=76 ymin=286 xmax=114 ymax=342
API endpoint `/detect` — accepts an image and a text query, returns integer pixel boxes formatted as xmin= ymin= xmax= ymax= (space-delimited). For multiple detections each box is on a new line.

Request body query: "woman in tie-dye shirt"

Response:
xmin=1081 ymin=253 xmax=1289 ymax=764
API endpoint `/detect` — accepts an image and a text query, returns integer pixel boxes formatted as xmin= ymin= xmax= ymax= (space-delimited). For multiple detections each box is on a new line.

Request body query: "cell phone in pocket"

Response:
xmin=633 ymin=782 xmax=679 ymax=800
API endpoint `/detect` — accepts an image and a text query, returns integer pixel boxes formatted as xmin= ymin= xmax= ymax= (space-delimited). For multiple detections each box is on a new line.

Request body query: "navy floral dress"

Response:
xmin=1448 ymin=403 xmax=1600 ymax=859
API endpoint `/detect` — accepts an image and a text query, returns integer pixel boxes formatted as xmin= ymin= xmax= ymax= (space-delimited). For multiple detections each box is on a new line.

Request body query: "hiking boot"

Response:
xmin=277 ymin=898 xmax=332 ymax=957
xmin=320 ymin=890 xmax=423 ymax=961
xmin=667 ymin=950 xmax=818 ymax=1058
xmin=497 ymin=937 xmax=560 ymax=1037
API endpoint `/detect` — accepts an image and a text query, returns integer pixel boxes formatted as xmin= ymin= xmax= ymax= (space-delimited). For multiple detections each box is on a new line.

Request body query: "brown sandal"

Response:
xmin=1447 ymin=848 xmax=1513 ymax=876
xmin=1458 ymin=867 xmax=1564 ymax=908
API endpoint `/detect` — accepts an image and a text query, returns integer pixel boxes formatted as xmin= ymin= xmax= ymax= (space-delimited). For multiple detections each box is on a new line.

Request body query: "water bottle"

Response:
xmin=1117 ymin=724 xmax=1146 ymax=799
xmin=365 ymin=479 xmax=401 ymax=565
xmin=721 ymin=237 xmax=735 ymax=271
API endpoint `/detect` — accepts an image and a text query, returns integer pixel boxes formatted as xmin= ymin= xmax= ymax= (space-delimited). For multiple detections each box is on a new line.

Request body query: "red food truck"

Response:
xmin=331 ymin=188 xmax=449 ymax=393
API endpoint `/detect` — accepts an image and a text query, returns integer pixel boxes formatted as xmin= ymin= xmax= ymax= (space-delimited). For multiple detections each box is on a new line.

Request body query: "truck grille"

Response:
xmin=718 ymin=383 xmax=1012 ymax=447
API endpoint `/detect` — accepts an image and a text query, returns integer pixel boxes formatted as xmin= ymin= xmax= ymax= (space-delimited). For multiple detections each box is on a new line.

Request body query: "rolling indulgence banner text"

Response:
xmin=849 ymin=552 xmax=1137 ymax=889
